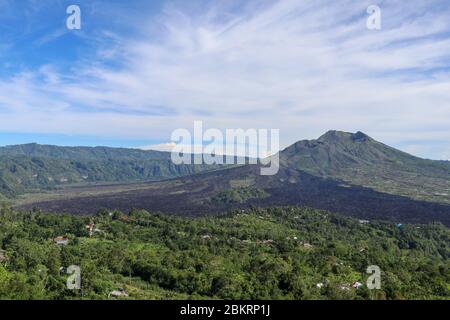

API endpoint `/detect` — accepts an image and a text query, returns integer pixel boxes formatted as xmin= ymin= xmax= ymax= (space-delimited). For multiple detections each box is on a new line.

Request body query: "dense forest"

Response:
xmin=0 ymin=205 xmax=448 ymax=300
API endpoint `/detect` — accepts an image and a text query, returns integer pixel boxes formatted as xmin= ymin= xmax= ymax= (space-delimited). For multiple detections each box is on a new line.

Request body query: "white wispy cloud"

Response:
xmin=140 ymin=142 xmax=177 ymax=152
xmin=0 ymin=0 xmax=449 ymax=159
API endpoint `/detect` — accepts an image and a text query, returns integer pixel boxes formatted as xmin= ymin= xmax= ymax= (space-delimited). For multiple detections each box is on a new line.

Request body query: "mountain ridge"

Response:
xmin=3 ymin=131 xmax=449 ymax=203
xmin=14 ymin=130 xmax=450 ymax=226
xmin=280 ymin=130 xmax=450 ymax=204
xmin=0 ymin=143 xmax=224 ymax=198
xmin=0 ymin=142 xmax=171 ymax=160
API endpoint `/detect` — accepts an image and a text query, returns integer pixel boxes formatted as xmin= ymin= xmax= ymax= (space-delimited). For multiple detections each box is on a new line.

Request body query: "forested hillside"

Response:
xmin=0 ymin=144 xmax=223 ymax=197
xmin=0 ymin=206 xmax=448 ymax=300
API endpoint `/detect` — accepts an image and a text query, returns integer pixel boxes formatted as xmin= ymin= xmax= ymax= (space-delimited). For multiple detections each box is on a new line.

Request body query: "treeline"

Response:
xmin=0 ymin=205 xmax=448 ymax=300
xmin=212 ymin=187 xmax=269 ymax=204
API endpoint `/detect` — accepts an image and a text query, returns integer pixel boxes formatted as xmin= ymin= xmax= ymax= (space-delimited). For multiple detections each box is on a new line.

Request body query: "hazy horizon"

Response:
xmin=0 ymin=129 xmax=448 ymax=162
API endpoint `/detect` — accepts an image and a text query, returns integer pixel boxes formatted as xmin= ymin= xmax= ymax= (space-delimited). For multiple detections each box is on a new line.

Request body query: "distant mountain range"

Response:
xmin=14 ymin=131 xmax=450 ymax=226
xmin=0 ymin=143 xmax=223 ymax=198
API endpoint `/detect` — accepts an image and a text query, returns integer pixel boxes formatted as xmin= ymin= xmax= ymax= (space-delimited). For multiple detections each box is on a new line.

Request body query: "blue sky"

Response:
xmin=0 ymin=0 xmax=449 ymax=160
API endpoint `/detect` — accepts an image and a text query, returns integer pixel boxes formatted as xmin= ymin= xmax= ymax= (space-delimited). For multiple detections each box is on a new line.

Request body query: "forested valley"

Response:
xmin=0 ymin=205 xmax=448 ymax=300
